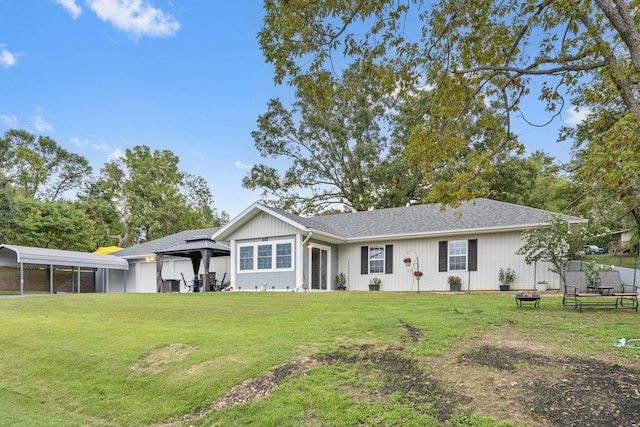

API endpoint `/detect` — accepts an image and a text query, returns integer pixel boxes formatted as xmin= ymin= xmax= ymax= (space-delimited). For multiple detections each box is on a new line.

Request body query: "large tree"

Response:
xmin=9 ymin=198 xmax=98 ymax=251
xmin=84 ymin=146 xmax=224 ymax=247
xmin=244 ymin=62 xmax=394 ymax=214
xmin=0 ymin=129 xmax=92 ymax=200
xmin=259 ymin=0 xmax=640 ymax=206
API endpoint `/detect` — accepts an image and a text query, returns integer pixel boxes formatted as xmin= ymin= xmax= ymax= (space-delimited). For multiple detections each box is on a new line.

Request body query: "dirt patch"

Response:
xmin=131 ymin=343 xmax=196 ymax=374
xmin=213 ymin=359 xmax=316 ymax=409
xmin=157 ymin=323 xmax=640 ymax=426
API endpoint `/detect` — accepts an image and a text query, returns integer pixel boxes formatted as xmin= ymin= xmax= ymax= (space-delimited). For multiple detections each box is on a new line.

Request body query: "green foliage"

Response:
xmin=498 ymin=268 xmax=516 ymax=285
xmin=0 ymin=129 xmax=92 ymax=201
xmin=85 ymin=145 xmax=224 ymax=246
xmin=259 ymin=0 xmax=640 ymax=210
xmin=9 ymin=198 xmax=97 ymax=251
xmin=516 ymin=214 xmax=579 ymax=282
xmin=244 ymin=62 xmax=397 ymax=214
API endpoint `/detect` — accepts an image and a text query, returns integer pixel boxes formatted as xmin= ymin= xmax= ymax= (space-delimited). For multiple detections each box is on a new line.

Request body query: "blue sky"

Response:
xmin=0 ymin=1 xmax=586 ymax=218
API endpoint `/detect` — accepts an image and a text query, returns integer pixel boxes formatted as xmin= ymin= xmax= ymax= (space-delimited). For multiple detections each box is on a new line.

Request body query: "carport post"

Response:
xmin=49 ymin=265 xmax=53 ymax=294
xmin=19 ymin=262 xmax=24 ymax=295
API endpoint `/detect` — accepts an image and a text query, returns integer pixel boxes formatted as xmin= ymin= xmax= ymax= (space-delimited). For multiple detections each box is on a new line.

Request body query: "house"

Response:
xmin=211 ymin=198 xmax=585 ymax=292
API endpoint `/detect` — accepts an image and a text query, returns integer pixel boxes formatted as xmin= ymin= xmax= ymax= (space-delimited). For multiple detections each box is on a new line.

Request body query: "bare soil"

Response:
xmin=159 ymin=323 xmax=640 ymax=426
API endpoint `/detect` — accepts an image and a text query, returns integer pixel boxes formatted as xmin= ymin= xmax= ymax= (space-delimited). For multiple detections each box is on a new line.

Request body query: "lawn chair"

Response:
xmin=597 ymin=270 xmax=623 ymax=293
xmin=562 ymin=271 xmax=588 ymax=309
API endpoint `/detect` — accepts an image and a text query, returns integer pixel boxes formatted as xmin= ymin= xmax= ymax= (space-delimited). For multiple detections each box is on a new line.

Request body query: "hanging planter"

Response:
xmin=403 ymin=257 xmax=412 ymax=267
xmin=413 ymin=271 xmax=424 ymax=281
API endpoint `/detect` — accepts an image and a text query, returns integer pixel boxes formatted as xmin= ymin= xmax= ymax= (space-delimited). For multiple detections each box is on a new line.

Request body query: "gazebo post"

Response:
xmin=156 ymin=254 xmax=164 ymax=293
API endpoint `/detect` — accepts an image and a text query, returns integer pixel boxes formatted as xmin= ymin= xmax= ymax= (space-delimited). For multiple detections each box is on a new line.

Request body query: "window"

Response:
xmin=257 ymin=245 xmax=272 ymax=269
xmin=448 ymin=240 xmax=467 ymax=271
xmin=276 ymin=243 xmax=292 ymax=268
xmin=237 ymin=240 xmax=293 ymax=272
xmin=360 ymin=245 xmax=393 ymax=274
xmin=369 ymin=246 xmax=385 ymax=274
xmin=239 ymin=246 xmax=254 ymax=271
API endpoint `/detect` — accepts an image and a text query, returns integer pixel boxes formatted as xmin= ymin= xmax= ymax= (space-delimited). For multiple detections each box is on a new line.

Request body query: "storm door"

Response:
xmin=310 ymin=247 xmax=328 ymax=290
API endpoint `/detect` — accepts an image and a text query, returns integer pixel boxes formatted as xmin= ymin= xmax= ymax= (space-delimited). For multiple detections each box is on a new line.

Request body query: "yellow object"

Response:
xmin=93 ymin=246 xmax=123 ymax=255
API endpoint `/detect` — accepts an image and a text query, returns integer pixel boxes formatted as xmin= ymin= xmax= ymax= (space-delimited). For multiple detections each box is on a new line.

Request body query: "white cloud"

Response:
xmin=108 ymin=148 xmax=125 ymax=162
xmin=91 ymin=141 xmax=111 ymax=151
xmin=33 ymin=115 xmax=53 ymax=133
xmin=86 ymin=0 xmax=180 ymax=38
xmin=0 ymin=48 xmax=19 ymax=68
xmin=564 ymin=106 xmax=591 ymax=126
xmin=0 ymin=114 xmax=18 ymax=127
xmin=54 ymin=0 xmax=82 ymax=19
xmin=234 ymin=160 xmax=252 ymax=170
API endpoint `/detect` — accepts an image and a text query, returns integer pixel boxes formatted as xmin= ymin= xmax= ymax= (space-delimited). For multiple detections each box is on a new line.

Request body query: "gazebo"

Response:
xmin=155 ymin=236 xmax=230 ymax=292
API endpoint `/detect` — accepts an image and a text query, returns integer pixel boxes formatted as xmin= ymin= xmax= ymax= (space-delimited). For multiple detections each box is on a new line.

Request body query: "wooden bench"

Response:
xmin=563 ymin=285 xmax=638 ymax=312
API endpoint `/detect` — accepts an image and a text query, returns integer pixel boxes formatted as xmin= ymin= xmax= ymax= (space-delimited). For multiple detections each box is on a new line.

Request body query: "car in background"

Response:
xmin=584 ymin=245 xmax=605 ymax=255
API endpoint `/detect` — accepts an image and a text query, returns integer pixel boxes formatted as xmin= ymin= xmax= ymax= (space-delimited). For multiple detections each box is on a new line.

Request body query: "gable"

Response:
xmin=224 ymin=211 xmax=303 ymax=241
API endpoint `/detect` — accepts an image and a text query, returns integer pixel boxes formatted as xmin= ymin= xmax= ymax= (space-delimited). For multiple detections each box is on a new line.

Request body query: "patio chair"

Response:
xmin=562 ymin=271 xmax=588 ymax=309
xmin=597 ymin=270 xmax=624 ymax=293
xmin=562 ymin=271 xmax=588 ymax=293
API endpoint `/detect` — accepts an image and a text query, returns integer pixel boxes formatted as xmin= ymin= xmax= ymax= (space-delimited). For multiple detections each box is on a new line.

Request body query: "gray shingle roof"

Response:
xmin=272 ymin=198 xmax=584 ymax=240
xmin=115 ymin=227 xmax=220 ymax=258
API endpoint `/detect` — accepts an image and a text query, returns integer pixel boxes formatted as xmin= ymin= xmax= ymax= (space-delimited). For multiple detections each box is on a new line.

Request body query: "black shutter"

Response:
xmin=468 ymin=239 xmax=477 ymax=271
xmin=439 ymin=241 xmax=448 ymax=272
xmin=385 ymin=245 xmax=393 ymax=274
xmin=361 ymin=246 xmax=368 ymax=274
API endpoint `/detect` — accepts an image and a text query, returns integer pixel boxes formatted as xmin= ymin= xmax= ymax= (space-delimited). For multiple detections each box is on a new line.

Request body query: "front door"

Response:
xmin=311 ymin=247 xmax=328 ymax=290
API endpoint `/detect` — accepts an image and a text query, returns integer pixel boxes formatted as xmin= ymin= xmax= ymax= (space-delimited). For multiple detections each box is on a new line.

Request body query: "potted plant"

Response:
xmin=336 ymin=272 xmax=347 ymax=291
xmin=413 ymin=270 xmax=424 ymax=281
xmin=536 ymin=280 xmax=548 ymax=292
xmin=499 ymin=267 xmax=516 ymax=291
xmin=369 ymin=277 xmax=381 ymax=291
xmin=403 ymin=257 xmax=412 ymax=266
xmin=448 ymin=275 xmax=462 ymax=291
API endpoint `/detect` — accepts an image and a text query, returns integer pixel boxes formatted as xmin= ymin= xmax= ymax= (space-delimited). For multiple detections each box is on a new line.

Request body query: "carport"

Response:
xmin=0 ymin=244 xmax=129 ymax=295
xmin=155 ymin=237 xmax=230 ymax=292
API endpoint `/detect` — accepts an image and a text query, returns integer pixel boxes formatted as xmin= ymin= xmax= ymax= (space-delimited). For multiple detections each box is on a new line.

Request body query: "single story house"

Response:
xmin=0 ymin=199 xmax=585 ymax=295
xmin=210 ymin=198 xmax=585 ymax=292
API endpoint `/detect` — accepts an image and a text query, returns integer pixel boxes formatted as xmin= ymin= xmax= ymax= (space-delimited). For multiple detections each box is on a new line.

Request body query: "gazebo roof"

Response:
xmin=156 ymin=237 xmax=230 ymax=258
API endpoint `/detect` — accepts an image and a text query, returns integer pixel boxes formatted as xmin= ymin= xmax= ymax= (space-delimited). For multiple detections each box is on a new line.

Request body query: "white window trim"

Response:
xmin=448 ymin=239 xmax=468 ymax=271
xmin=369 ymin=245 xmax=385 ymax=274
xmin=237 ymin=239 xmax=295 ymax=273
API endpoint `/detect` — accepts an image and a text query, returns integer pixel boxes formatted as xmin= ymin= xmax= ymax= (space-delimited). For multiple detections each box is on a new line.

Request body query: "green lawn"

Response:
xmin=583 ymin=252 xmax=640 ymax=269
xmin=0 ymin=292 xmax=639 ymax=426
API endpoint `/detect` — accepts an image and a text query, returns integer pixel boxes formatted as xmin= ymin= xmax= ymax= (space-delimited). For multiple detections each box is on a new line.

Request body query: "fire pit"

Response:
xmin=514 ymin=292 xmax=541 ymax=308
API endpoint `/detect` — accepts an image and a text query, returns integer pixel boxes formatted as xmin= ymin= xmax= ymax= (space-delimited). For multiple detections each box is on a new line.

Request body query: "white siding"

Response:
xmin=228 ymin=213 xmax=301 ymax=241
xmin=338 ymin=231 xmax=560 ymax=292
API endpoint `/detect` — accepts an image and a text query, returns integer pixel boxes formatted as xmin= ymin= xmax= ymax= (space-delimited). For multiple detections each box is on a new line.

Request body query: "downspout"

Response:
xmin=302 ymin=231 xmax=313 ymax=246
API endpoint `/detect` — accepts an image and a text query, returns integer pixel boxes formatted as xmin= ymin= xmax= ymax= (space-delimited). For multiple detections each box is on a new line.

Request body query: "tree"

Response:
xmin=259 ymin=0 xmax=640 ymax=206
xmin=516 ymin=214 xmax=582 ymax=284
xmin=83 ymin=146 xmax=223 ymax=247
xmin=561 ymin=83 xmax=640 ymax=246
xmin=9 ymin=198 xmax=98 ymax=251
xmin=0 ymin=177 xmax=17 ymax=243
xmin=243 ymin=62 xmax=393 ymax=214
xmin=0 ymin=129 xmax=92 ymax=200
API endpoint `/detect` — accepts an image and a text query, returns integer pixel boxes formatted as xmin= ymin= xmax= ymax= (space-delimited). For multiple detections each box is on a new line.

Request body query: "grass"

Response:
xmin=583 ymin=252 xmax=640 ymax=269
xmin=0 ymin=291 xmax=639 ymax=426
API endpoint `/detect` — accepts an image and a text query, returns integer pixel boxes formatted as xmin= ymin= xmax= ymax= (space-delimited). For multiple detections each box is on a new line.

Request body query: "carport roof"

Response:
xmin=0 ymin=244 xmax=129 ymax=270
